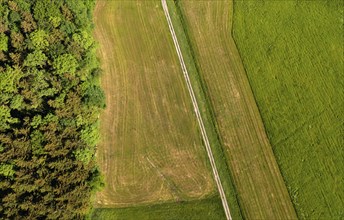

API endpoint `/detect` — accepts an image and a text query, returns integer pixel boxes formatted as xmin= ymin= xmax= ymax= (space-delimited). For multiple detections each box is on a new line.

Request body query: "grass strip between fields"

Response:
xmin=91 ymin=195 xmax=226 ymax=220
xmin=166 ymin=1 xmax=243 ymax=219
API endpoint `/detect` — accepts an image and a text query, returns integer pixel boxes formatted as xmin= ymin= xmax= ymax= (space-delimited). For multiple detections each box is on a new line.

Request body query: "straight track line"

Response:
xmin=161 ymin=1 xmax=232 ymax=219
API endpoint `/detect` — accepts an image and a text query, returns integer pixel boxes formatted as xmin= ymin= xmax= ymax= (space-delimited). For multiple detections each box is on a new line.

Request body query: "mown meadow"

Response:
xmin=174 ymin=0 xmax=297 ymax=219
xmin=233 ymin=1 xmax=344 ymax=218
xmin=93 ymin=0 xmax=217 ymax=210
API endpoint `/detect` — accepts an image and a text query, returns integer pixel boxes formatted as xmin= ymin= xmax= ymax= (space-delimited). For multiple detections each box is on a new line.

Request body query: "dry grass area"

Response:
xmin=93 ymin=0 xmax=215 ymax=207
xmin=177 ymin=1 xmax=297 ymax=219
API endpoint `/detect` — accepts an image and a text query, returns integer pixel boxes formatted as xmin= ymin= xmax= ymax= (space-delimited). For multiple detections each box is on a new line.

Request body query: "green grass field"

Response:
xmin=91 ymin=196 xmax=225 ymax=220
xmin=93 ymin=0 xmax=216 ymax=207
xmin=175 ymin=1 xmax=297 ymax=219
xmin=233 ymin=1 xmax=344 ymax=219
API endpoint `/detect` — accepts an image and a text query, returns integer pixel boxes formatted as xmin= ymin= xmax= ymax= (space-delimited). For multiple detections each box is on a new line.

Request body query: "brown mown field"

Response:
xmin=93 ymin=0 xmax=216 ymax=208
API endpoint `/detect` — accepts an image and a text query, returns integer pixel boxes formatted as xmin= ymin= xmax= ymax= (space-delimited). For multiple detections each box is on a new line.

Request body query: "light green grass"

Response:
xmin=91 ymin=196 xmax=225 ymax=220
xmin=233 ymin=1 xmax=344 ymax=219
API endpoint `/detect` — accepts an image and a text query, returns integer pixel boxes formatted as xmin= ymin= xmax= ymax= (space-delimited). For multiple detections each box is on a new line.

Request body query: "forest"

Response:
xmin=0 ymin=0 xmax=105 ymax=218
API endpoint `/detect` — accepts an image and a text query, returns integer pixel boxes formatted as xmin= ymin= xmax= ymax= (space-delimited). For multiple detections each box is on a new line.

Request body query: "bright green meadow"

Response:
xmin=233 ymin=1 xmax=344 ymax=219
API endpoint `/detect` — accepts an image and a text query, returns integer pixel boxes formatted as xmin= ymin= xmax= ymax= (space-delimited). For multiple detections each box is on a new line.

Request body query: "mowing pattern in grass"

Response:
xmin=91 ymin=195 xmax=225 ymax=220
xmin=233 ymin=1 xmax=344 ymax=219
xmin=165 ymin=1 xmax=244 ymax=219
xmin=176 ymin=1 xmax=297 ymax=219
xmin=93 ymin=0 xmax=215 ymax=207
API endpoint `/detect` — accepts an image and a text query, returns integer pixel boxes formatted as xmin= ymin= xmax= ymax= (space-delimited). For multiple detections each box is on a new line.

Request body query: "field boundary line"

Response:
xmin=161 ymin=1 xmax=232 ymax=219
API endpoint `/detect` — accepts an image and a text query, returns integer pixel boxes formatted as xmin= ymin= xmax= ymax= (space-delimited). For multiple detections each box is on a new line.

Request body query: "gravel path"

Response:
xmin=161 ymin=1 xmax=232 ymax=219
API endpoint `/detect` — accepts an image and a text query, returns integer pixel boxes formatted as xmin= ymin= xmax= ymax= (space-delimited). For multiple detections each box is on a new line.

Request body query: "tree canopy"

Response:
xmin=0 ymin=0 xmax=105 ymax=219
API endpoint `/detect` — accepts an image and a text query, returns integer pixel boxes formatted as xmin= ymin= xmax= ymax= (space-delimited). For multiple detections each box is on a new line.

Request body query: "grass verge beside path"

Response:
xmin=166 ymin=1 xmax=243 ymax=219
xmin=233 ymin=1 xmax=344 ymax=218
xmin=91 ymin=196 xmax=225 ymax=220
xmin=174 ymin=0 xmax=297 ymax=219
